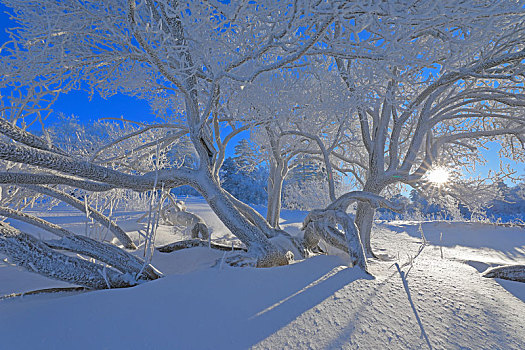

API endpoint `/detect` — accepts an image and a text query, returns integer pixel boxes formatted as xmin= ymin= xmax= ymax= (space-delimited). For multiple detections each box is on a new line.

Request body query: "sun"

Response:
xmin=425 ymin=167 xmax=450 ymax=185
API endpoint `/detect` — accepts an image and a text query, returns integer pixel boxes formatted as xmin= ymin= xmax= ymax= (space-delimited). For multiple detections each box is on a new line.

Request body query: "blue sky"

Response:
xmin=0 ymin=4 xmax=522 ymax=183
xmin=0 ymin=3 xmax=155 ymax=126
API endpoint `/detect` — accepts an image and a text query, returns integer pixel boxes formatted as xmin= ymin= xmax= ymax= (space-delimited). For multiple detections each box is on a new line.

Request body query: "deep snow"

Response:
xmin=1 ymin=200 xmax=524 ymax=349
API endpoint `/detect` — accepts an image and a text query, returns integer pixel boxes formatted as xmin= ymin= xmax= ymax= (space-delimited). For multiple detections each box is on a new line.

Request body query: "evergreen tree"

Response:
xmin=220 ymin=156 xmax=268 ymax=205
xmin=233 ymin=139 xmax=258 ymax=172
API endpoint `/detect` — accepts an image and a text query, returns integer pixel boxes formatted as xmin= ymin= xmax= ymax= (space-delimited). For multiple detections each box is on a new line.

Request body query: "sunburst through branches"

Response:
xmin=425 ymin=167 xmax=451 ymax=186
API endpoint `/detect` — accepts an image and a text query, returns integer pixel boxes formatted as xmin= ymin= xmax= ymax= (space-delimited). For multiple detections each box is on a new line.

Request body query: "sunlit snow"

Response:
xmin=1 ymin=200 xmax=524 ymax=349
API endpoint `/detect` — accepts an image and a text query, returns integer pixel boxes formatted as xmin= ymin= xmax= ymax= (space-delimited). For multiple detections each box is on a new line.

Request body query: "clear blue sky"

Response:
xmin=0 ymin=3 xmax=155 ymax=126
xmin=0 ymin=4 xmax=522 ymax=183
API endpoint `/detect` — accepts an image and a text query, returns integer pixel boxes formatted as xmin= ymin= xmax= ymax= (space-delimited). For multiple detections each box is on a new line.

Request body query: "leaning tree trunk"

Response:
xmin=195 ymin=171 xmax=290 ymax=267
xmin=0 ymin=206 xmax=161 ymax=280
xmin=484 ymin=265 xmax=525 ymax=283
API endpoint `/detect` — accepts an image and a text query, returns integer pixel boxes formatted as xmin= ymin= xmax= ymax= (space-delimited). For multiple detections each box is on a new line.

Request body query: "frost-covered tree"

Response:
xmin=316 ymin=0 xmax=525 ymax=257
xmin=485 ymin=181 xmax=525 ymax=221
xmin=0 ymin=0 xmax=376 ymax=281
xmin=232 ymin=139 xmax=259 ymax=173
xmin=220 ymin=139 xmax=267 ymax=205
xmin=235 ymin=68 xmax=351 ymax=227
xmin=1 ymin=0 xmax=524 ymax=287
xmin=283 ymin=158 xmax=340 ymax=211
xmin=220 ymin=156 xmax=267 ymax=205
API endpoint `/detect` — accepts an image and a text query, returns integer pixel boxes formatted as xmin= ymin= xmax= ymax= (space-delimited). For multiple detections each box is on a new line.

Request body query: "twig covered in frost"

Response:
xmin=99 ymin=266 xmax=112 ymax=289
xmin=440 ymin=232 xmax=444 ymax=259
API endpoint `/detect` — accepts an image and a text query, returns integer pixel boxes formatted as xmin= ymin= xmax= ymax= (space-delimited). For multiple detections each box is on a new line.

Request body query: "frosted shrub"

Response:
xmin=283 ymin=180 xmax=332 ymax=211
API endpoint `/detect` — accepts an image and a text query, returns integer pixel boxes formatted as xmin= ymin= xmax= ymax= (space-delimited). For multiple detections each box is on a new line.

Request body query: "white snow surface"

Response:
xmin=1 ymin=199 xmax=524 ymax=349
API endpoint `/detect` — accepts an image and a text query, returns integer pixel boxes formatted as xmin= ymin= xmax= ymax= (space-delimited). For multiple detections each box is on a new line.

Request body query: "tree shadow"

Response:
xmin=394 ymin=263 xmax=433 ymax=349
xmin=323 ymin=267 xmax=398 ymax=349
xmin=242 ymin=257 xmax=373 ymax=348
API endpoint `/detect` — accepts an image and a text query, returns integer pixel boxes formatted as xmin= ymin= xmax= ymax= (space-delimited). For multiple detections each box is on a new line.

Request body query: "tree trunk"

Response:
xmin=196 ymin=171 xmax=289 ymax=267
xmin=266 ymin=161 xmax=286 ymax=229
xmin=355 ymin=201 xmax=376 ymax=258
xmin=0 ymin=205 xmax=161 ymax=280
xmin=483 ymin=265 xmax=525 ymax=283
xmin=157 ymin=239 xmax=246 ymax=253
xmin=354 ymin=180 xmax=387 ymax=258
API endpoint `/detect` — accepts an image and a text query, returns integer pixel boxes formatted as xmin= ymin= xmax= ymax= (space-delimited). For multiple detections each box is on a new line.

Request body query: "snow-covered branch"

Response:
xmin=0 ymin=222 xmax=136 ymax=289
xmin=0 ymin=206 xmax=161 ymax=280
xmin=0 ymin=172 xmax=115 ymax=192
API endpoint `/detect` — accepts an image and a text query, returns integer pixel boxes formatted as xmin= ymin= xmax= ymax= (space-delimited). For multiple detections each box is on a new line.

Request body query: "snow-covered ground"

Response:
xmin=1 ymin=199 xmax=524 ymax=349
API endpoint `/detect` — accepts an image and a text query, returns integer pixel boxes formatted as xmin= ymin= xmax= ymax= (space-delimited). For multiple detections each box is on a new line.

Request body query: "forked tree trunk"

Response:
xmin=302 ymin=191 xmax=403 ymax=270
xmin=303 ymin=211 xmax=368 ymax=271
xmin=354 ymin=180 xmax=387 ymax=258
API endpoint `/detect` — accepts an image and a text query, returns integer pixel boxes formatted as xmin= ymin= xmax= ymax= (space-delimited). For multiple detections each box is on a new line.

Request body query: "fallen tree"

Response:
xmin=483 ymin=265 xmax=525 ymax=283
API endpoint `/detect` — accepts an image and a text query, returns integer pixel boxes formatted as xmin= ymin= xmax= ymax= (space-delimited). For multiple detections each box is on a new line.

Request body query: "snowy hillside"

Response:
xmin=1 ymin=200 xmax=524 ymax=349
